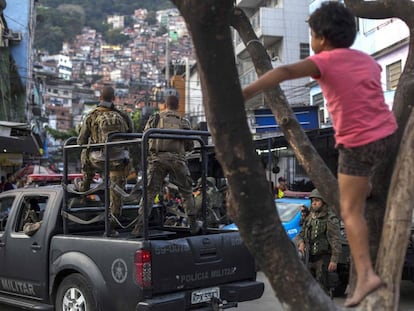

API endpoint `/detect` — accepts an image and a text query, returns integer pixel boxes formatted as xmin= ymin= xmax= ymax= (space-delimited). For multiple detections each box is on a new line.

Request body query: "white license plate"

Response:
xmin=191 ymin=287 xmax=220 ymax=304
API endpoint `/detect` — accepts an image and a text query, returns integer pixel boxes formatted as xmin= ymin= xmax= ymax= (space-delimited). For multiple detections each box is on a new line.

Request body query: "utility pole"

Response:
xmin=165 ymin=35 xmax=169 ymax=87
xmin=185 ymin=57 xmax=190 ymax=116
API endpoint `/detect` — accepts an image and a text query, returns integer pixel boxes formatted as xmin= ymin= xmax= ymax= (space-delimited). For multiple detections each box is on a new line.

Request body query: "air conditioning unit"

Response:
xmin=4 ymin=31 xmax=22 ymax=42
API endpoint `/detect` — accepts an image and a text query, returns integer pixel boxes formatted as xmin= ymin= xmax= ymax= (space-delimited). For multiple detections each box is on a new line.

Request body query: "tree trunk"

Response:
xmin=171 ymin=0 xmax=414 ymax=309
xmin=344 ymin=1 xmax=414 ymax=309
xmin=171 ymin=1 xmax=338 ymax=310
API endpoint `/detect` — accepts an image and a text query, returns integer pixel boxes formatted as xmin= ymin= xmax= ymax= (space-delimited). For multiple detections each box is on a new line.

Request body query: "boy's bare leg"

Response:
xmin=339 ymin=173 xmax=384 ymax=307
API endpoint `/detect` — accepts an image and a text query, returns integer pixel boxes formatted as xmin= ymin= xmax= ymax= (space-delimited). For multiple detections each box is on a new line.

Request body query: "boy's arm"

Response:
xmin=242 ymin=59 xmax=320 ymax=100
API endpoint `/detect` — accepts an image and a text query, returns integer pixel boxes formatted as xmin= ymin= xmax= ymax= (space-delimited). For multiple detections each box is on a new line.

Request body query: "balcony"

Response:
xmin=236 ymin=0 xmax=263 ymax=8
xmin=234 ymin=7 xmax=284 ymax=57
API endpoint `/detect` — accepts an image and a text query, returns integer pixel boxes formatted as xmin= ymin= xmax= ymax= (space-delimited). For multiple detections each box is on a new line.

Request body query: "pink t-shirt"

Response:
xmin=308 ymin=49 xmax=397 ymax=148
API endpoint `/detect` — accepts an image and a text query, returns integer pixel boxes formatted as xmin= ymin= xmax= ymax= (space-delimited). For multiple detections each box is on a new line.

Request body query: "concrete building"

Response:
xmin=236 ymin=0 xmax=311 ymax=110
xmin=4 ymin=0 xmax=37 ymax=120
xmin=0 ymin=0 xmax=41 ymax=177
xmin=40 ymin=54 xmax=73 ymax=81
xmin=107 ymin=15 xmax=125 ymax=30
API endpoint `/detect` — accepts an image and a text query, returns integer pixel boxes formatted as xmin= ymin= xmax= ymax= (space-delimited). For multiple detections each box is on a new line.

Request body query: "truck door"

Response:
xmin=0 ymin=194 xmax=16 ymax=279
xmin=1 ymin=194 xmax=50 ymax=301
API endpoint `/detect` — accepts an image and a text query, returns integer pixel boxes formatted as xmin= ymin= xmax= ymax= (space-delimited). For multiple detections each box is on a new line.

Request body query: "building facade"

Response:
xmin=235 ymin=0 xmax=311 ymax=110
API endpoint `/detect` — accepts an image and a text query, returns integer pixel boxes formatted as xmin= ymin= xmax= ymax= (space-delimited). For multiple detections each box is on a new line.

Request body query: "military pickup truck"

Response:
xmin=0 ymin=129 xmax=264 ymax=311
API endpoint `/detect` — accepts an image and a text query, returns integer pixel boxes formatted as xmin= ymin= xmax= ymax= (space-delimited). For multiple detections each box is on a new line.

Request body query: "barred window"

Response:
xmin=386 ymin=60 xmax=402 ymax=90
xmin=299 ymin=43 xmax=310 ymax=59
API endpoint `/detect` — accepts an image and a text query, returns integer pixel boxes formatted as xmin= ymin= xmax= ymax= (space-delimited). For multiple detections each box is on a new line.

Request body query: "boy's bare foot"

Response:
xmin=344 ymin=275 xmax=384 ymax=308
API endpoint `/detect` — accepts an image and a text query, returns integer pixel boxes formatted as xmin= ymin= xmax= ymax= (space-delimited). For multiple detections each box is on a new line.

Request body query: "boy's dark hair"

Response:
xmin=308 ymin=1 xmax=356 ymax=48
xmin=165 ymin=95 xmax=179 ymax=110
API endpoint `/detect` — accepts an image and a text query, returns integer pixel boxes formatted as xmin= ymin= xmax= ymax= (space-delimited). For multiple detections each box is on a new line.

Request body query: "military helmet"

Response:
xmin=197 ymin=177 xmax=216 ymax=188
xmin=206 ymin=177 xmax=216 ymax=188
xmin=309 ymin=188 xmax=324 ymax=201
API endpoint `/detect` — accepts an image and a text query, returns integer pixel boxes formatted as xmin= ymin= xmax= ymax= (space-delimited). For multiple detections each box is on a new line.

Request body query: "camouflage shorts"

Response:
xmin=338 ymin=133 xmax=396 ymax=176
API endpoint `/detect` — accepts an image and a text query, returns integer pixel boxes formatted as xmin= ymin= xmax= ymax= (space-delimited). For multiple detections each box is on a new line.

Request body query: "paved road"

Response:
xmin=2 ymin=272 xmax=414 ymax=310
xmin=237 ymin=272 xmax=414 ymax=311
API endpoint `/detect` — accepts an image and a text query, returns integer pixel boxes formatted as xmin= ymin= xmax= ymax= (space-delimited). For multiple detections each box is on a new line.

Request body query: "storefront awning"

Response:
xmin=0 ymin=121 xmax=41 ymax=155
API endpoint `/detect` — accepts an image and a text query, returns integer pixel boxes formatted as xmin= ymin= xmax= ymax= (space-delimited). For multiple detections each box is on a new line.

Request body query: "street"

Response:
xmin=2 ymin=272 xmax=414 ymax=310
xmin=236 ymin=272 xmax=414 ymax=311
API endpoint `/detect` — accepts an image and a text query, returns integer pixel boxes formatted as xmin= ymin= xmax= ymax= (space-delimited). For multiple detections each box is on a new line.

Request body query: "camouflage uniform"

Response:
xmin=77 ymin=101 xmax=133 ymax=218
xmin=296 ymin=190 xmax=342 ymax=292
xmin=194 ymin=177 xmax=224 ymax=226
xmin=133 ymin=109 xmax=195 ymax=233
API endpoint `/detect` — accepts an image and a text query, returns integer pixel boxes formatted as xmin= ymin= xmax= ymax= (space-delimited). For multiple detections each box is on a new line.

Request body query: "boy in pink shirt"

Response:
xmin=243 ymin=1 xmax=397 ymax=307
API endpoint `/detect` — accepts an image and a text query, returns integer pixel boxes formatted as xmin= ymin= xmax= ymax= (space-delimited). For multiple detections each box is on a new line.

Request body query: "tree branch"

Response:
xmin=230 ymin=7 xmax=340 ymax=214
xmin=344 ymin=0 xmax=414 ymax=24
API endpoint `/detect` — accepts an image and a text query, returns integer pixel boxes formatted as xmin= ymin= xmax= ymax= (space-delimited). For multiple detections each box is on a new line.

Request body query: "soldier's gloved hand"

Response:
xmin=328 ymin=261 xmax=337 ymax=272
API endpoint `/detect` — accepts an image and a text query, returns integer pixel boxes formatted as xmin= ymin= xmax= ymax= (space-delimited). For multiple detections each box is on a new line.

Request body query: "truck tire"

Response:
xmin=55 ymin=273 xmax=99 ymax=311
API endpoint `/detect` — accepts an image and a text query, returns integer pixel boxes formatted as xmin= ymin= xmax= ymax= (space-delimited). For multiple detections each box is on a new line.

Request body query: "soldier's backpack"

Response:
xmin=90 ymin=107 xmax=129 ymax=162
xmin=149 ymin=111 xmax=186 ymax=154
xmin=92 ymin=108 xmax=128 ymax=143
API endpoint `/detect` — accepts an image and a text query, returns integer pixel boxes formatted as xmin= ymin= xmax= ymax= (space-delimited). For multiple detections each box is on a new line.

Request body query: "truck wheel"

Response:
xmin=55 ymin=273 xmax=98 ymax=311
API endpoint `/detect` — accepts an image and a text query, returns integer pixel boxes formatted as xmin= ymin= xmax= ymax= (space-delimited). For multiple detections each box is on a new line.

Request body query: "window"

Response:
xmin=312 ymin=92 xmax=324 ymax=106
xmin=0 ymin=196 xmax=15 ymax=232
xmin=386 ymin=60 xmax=402 ymax=90
xmin=267 ymin=44 xmax=280 ymax=62
xmin=300 ymin=43 xmax=310 ymax=59
xmin=16 ymin=195 xmax=49 ymax=234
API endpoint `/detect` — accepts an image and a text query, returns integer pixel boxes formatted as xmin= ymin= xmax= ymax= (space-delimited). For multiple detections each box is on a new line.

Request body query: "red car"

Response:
xmin=14 ymin=165 xmax=83 ymax=185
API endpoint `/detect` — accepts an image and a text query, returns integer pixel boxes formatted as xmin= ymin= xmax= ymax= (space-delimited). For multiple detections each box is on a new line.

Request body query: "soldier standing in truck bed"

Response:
xmin=132 ymin=95 xmax=200 ymax=235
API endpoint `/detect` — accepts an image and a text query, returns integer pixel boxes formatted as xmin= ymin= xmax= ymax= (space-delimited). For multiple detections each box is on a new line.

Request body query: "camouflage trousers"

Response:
xmin=80 ymin=149 xmax=129 ymax=217
xmin=140 ymin=152 xmax=195 ymax=219
xmin=307 ymin=254 xmax=334 ymax=292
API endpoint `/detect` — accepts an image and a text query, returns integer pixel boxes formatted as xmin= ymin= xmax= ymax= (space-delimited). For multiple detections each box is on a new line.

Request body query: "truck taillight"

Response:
xmin=135 ymin=250 xmax=152 ymax=288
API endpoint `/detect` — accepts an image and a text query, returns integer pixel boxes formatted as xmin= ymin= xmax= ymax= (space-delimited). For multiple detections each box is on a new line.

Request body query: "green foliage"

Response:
xmin=35 ymin=0 xmax=172 ymax=53
xmin=46 ymin=127 xmax=79 ymax=141
xmin=104 ymin=29 xmax=130 ymax=45
xmin=145 ymin=11 xmax=158 ymax=26
xmin=131 ymin=109 xmax=142 ymax=132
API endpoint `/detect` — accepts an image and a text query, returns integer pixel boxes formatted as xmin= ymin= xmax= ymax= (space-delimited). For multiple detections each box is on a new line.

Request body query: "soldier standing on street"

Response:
xmin=296 ymin=189 xmax=342 ymax=294
xmin=76 ymin=86 xmax=133 ymax=234
xmin=132 ymin=95 xmax=200 ymax=235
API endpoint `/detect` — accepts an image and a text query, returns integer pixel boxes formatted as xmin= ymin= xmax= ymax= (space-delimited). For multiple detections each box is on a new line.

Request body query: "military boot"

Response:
xmin=109 ymin=214 xmax=120 ymax=237
xmin=188 ymin=215 xmax=203 ymax=235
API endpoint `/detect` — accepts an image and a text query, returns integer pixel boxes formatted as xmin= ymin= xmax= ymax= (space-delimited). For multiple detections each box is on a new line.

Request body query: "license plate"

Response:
xmin=191 ymin=287 xmax=220 ymax=304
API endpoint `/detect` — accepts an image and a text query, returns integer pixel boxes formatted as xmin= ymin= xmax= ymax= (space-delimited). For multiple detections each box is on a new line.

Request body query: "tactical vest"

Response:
xmin=149 ymin=111 xmax=186 ymax=154
xmin=306 ymin=216 xmax=331 ymax=256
